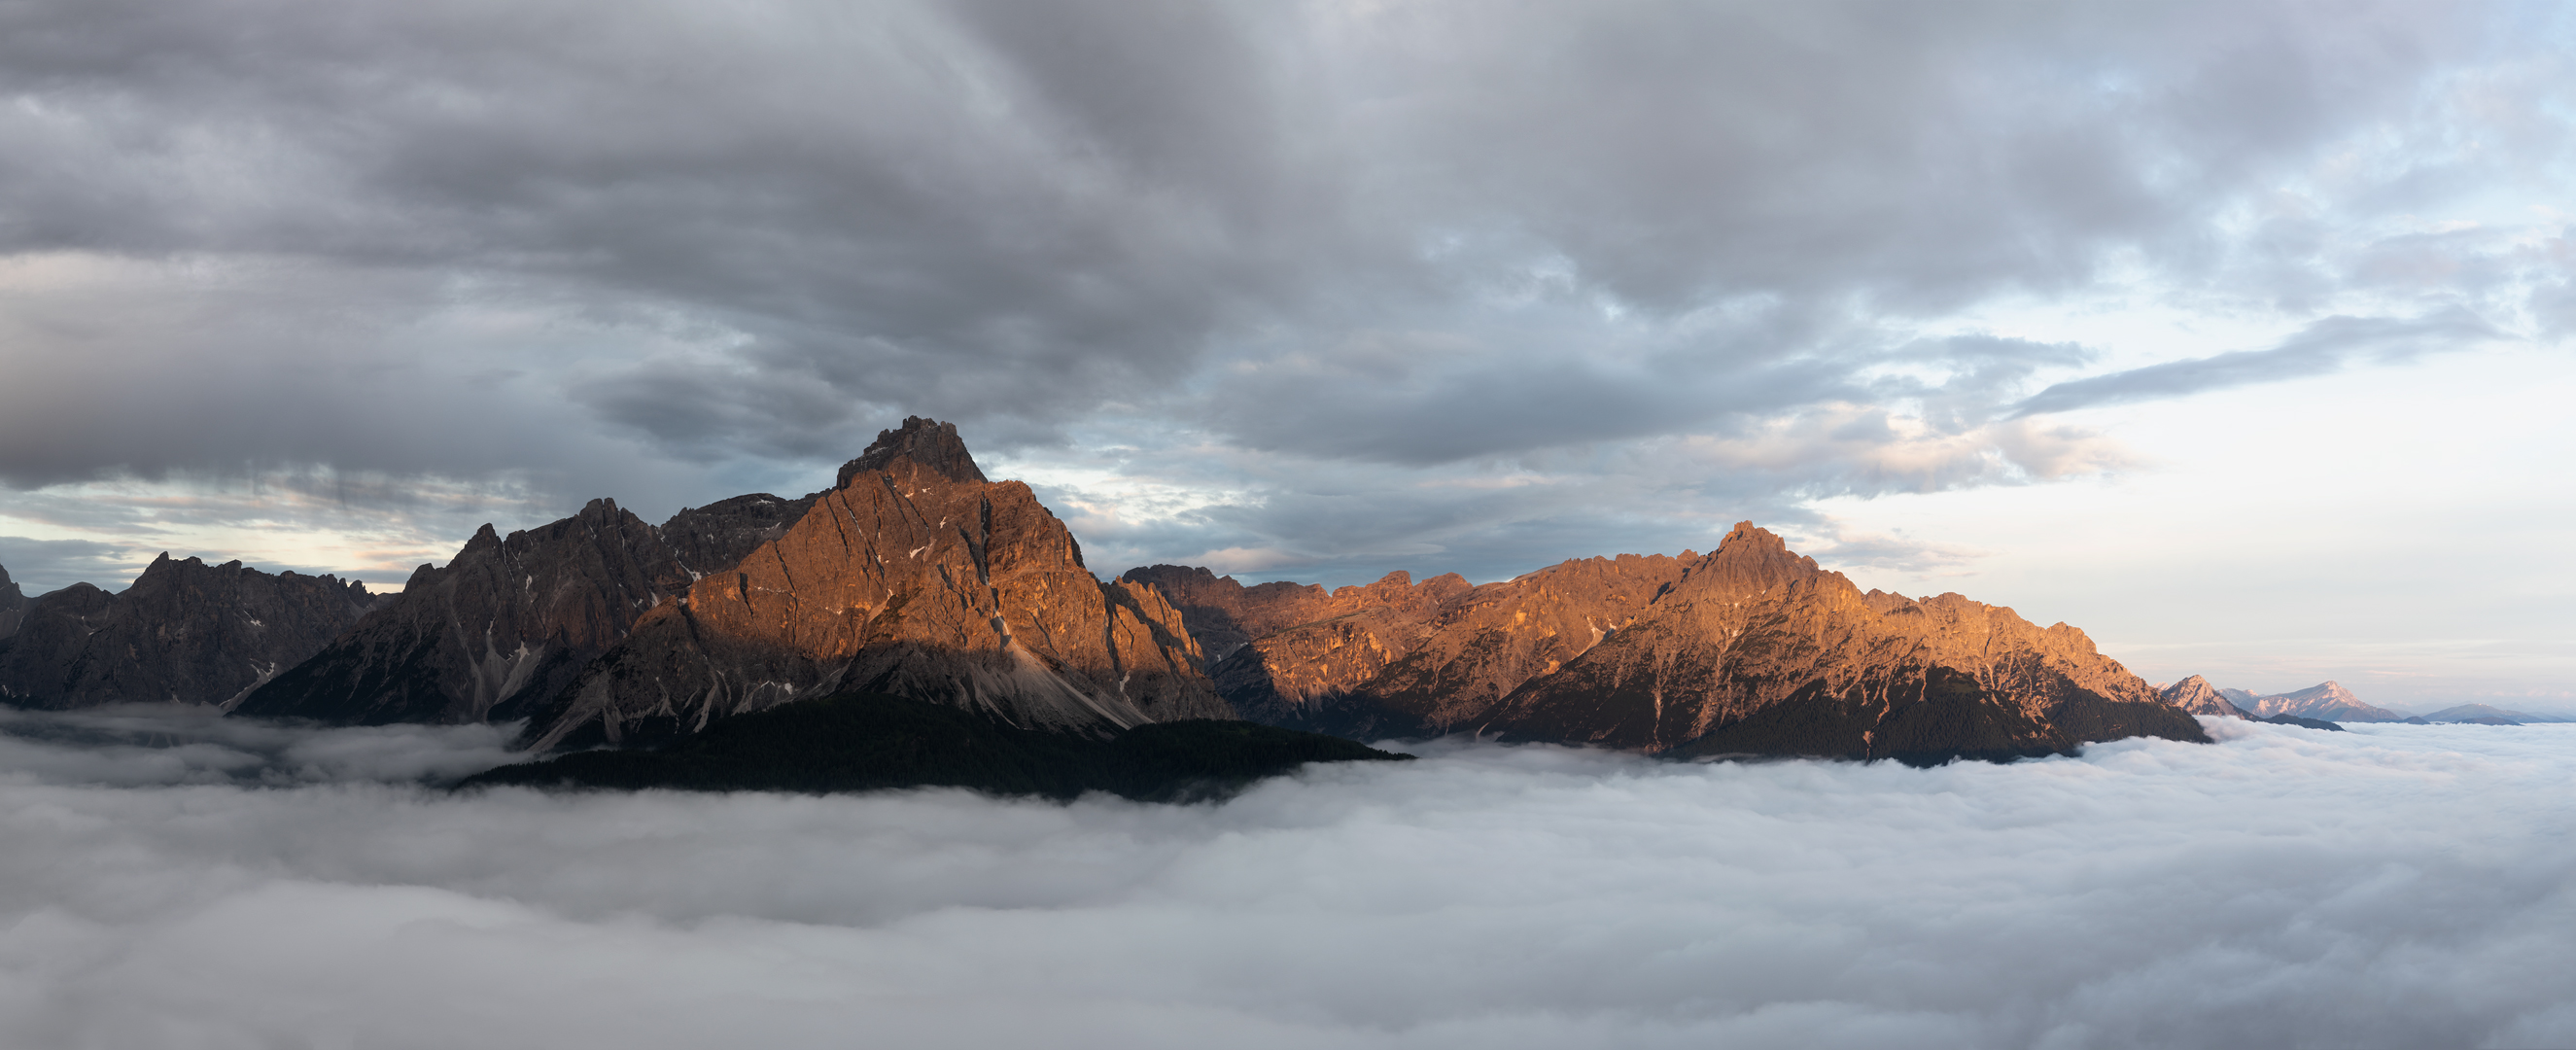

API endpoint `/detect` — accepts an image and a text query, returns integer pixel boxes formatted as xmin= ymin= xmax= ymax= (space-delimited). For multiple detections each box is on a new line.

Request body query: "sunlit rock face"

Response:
xmin=0 ymin=554 xmax=377 ymax=710
xmin=1131 ymin=553 xmax=1694 ymax=740
xmin=517 ymin=418 xmax=1225 ymax=752
xmin=1149 ymin=523 xmax=2207 ymax=762
xmin=234 ymin=500 xmax=693 ymax=725
xmin=2162 ymin=675 xmax=2253 ymax=718
xmin=2247 ymin=681 xmax=2406 ymax=722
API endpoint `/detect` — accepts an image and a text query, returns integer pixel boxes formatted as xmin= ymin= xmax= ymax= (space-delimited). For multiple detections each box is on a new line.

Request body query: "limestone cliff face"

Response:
xmin=233 ymin=499 xmax=690 ymax=724
xmin=1131 ymin=554 xmax=1696 ymax=740
xmin=1493 ymin=525 xmax=2202 ymax=759
xmin=0 ymin=564 xmax=24 ymax=641
xmin=1154 ymin=523 xmax=2205 ymax=761
xmin=520 ymin=418 xmax=1225 ymax=751
xmin=2162 ymin=675 xmax=2252 ymax=718
xmin=0 ymin=555 xmax=377 ymax=709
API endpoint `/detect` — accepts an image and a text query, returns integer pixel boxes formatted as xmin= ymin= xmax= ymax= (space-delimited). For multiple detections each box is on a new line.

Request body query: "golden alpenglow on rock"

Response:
xmin=1135 ymin=523 xmax=2206 ymax=764
xmin=519 ymin=418 xmax=1226 ymax=751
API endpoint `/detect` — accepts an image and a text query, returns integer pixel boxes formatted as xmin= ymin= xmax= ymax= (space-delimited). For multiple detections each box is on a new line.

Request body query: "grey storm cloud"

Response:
xmin=0 ymin=4 xmax=2534 ymax=461
xmin=2009 ymin=309 xmax=2509 ymax=417
xmin=1 ymin=707 xmax=2574 ymax=1048
xmin=0 ymin=0 xmax=2566 ymax=585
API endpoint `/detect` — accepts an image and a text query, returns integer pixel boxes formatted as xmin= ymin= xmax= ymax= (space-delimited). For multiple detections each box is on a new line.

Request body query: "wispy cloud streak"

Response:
xmin=2011 ymin=309 xmax=2510 ymax=416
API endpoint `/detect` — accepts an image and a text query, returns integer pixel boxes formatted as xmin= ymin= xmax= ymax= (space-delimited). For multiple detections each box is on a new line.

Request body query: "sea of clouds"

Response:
xmin=1 ymin=707 xmax=2570 ymax=1049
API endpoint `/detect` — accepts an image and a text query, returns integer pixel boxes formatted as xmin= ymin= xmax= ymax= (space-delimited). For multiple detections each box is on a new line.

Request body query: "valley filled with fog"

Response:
xmin=0 ymin=709 xmax=2569 ymax=1049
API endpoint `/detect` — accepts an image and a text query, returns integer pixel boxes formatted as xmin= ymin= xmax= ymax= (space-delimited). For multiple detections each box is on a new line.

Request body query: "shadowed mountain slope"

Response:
xmin=233 ymin=499 xmax=693 ymax=724
xmin=660 ymin=493 xmax=821 ymax=578
xmin=0 ymin=555 xmax=377 ymax=710
xmin=0 ymin=564 xmax=23 ymax=641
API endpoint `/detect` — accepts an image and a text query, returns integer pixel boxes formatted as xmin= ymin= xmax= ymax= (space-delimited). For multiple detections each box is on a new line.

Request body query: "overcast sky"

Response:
xmin=2 ymin=0 xmax=2571 ymax=710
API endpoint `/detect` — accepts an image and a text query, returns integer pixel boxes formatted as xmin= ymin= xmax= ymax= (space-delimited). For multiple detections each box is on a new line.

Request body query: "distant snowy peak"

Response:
xmin=2250 ymin=682 xmax=2409 ymax=722
xmin=2161 ymin=675 xmax=2251 ymax=718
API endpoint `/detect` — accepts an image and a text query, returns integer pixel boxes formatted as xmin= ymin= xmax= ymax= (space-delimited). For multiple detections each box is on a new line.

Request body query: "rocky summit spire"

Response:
xmin=0 ymin=562 xmax=26 ymax=641
xmin=837 ymin=416 xmax=988 ymax=488
xmin=2161 ymin=675 xmax=2251 ymax=718
xmin=513 ymin=418 xmax=1222 ymax=752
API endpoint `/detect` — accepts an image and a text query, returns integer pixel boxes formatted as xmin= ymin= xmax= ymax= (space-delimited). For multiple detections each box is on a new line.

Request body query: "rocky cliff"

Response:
xmin=2162 ymin=675 xmax=2252 ymax=718
xmin=1150 ymin=523 xmax=2205 ymax=762
xmin=0 ymin=555 xmax=377 ymax=709
xmin=661 ymin=492 xmax=820 ymax=578
xmin=2248 ymin=682 xmax=2406 ymax=722
xmin=0 ymin=564 xmax=24 ymax=641
xmin=516 ymin=417 xmax=1227 ymax=751
xmin=233 ymin=499 xmax=692 ymax=724
xmin=1131 ymin=553 xmax=1697 ymax=740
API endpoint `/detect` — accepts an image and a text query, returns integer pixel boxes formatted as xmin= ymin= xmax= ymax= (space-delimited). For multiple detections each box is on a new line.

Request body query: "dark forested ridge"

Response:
xmin=460 ymin=689 xmax=1411 ymax=802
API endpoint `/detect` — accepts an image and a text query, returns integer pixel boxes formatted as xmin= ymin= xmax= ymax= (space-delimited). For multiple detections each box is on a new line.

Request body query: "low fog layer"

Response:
xmin=1 ymin=711 xmax=2570 ymax=1049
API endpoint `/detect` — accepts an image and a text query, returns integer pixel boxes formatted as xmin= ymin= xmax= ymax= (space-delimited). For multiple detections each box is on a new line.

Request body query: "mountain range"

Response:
xmin=1139 ymin=525 xmax=2202 ymax=764
xmin=2 ymin=417 xmax=2228 ymax=783
xmin=0 ymin=554 xmax=379 ymax=709
xmin=2413 ymin=703 xmax=2571 ymax=724
xmin=2156 ymin=678 xmax=2421 ymax=723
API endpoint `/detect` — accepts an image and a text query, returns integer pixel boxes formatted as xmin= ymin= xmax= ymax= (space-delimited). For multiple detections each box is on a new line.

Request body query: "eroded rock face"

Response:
xmin=1131 ymin=554 xmax=1697 ymax=740
xmin=519 ymin=417 xmax=1226 ymax=751
xmin=0 ymin=555 xmax=377 ymax=709
xmin=0 ymin=564 xmax=25 ymax=641
xmin=2162 ymin=675 xmax=2252 ymax=718
xmin=233 ymin=499 xmax=691 ymax=724
xmin=659 ymin=493 xmax=821 ymax=578
xmin=1152 ymin=523 xmax=2206 ymax=761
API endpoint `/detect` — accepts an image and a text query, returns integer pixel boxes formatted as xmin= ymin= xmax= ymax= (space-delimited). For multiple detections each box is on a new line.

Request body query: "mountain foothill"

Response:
xmin=17 ymin=415 xmax=2485 ymax=796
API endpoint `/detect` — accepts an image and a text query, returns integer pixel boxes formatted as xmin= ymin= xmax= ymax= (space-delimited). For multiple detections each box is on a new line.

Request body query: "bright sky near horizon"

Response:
xmin=2 ymin=1 xmax=2571 ymax=712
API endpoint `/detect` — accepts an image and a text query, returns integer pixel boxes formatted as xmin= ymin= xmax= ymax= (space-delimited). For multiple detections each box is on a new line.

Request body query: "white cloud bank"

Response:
xmin=0 ymin=710 xmax=2571 ymax=1049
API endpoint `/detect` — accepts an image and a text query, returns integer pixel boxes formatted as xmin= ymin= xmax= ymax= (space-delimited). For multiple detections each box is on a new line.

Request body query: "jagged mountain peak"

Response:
xmin=2161 ymin=675 xmax=2250 ymax=718
xmin=837 ymin=415 xmax=988 ymax=488
xmin=461 ymin=522 xmax=504 ymax=556
xmin=1 ymin=555 xmax=379 ymax=709
xmin=514 ymin=422 xmax=1219 ymax=751
xmin=0 ymin=562 xmax=24 ymax=642
xmin=1669 ymin=521 xmax=1825 ymax=599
